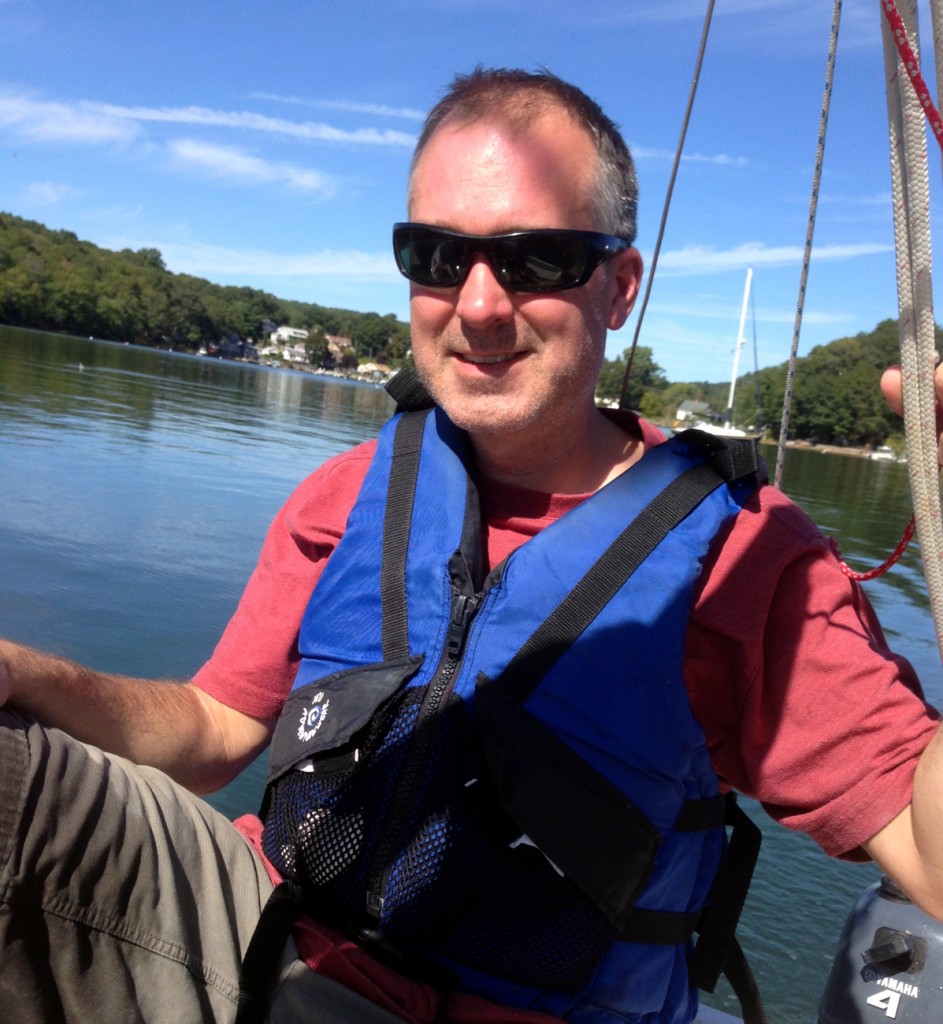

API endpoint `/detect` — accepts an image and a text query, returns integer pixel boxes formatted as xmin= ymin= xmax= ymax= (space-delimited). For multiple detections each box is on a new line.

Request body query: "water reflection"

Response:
xmin=2 ymin=326 xmax=942 ymax=1022
xmin=1 ymin=325 xmax=395 ymax=470
xmin=0 ymin=326 xmax=396 ymax=678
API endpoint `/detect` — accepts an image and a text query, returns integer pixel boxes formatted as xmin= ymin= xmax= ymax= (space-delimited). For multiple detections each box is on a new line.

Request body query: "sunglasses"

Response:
xmin=392 ymin=222 xmax=628 ymax=294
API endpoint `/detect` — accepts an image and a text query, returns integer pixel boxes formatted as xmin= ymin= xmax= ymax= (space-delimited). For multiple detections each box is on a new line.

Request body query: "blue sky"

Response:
xmin=1 ymin=0 xmax=939 ymax=383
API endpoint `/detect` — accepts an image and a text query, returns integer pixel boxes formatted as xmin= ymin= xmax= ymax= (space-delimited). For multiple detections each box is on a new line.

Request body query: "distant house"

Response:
xmin=675 ymin=400 xmax=711 ymax=424
xmin=218 ymin=333 xmax=259 ymax=362
xmin=284 ymin=343 xmax=309 ymax=363
xmin=326 ymin=335 xmax=353 ymax=358
xmin=272 ymin=326 xmax=309 ymax=343
xmin=357 ymin=361 xmax=393 ymax=382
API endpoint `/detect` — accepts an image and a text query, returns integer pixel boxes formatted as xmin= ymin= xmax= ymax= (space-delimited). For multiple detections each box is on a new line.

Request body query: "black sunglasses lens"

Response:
xmin=394 ymin=225 xmax=619 ymax=292
xmin=396 ymin=228 xmax=467 ymax=287
xmin=497 ymin=235 xmax=587 ymax=291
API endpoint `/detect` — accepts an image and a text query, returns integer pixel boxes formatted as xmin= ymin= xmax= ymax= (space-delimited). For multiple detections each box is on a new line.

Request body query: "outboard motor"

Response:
xmin=818 ymin=876 xmax=943 ymax=1023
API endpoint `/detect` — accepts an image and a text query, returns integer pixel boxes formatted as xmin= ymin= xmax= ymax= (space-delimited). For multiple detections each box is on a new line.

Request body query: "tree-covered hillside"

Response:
xmin=0 ymin=212 xmax=411 ymax=365
xmin=596 ymin=319 xmax=931 ymax=448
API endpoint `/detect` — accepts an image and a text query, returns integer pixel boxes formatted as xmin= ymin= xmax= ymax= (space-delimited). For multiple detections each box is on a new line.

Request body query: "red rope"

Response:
xmin=881 ymin=0 xmax=943 ymax=146
xmin=836 ymin=513 xmax=916 ymax=582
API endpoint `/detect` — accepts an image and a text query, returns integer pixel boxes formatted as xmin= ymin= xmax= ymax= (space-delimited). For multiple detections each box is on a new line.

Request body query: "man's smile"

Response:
xmin=459 ymin=351 xmax=520 ymax=365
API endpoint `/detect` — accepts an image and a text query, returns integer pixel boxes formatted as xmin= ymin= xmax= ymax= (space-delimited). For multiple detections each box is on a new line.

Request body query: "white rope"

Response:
xmin=880 ymin=0 xmax=943 ymax=658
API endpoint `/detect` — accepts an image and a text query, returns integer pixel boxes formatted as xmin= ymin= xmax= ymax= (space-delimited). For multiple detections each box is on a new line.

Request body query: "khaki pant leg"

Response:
xmin=0 ymin=711 xmax=274 ymax=1024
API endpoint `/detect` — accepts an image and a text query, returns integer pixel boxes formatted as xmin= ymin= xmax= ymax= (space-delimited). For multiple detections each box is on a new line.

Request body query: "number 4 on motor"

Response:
xmin=867 ymin=989 xmax=901 ymax=1019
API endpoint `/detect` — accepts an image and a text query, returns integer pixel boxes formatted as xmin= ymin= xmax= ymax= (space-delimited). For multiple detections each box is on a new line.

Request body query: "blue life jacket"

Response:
xmin=261 ymin=406 xmax=759 ymax=1024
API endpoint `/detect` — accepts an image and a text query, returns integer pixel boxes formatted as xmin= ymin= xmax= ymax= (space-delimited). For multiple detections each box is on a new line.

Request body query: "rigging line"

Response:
xmin=836 ymin=1 xmax=943 ymax=592
xmin=773 ymin=0 xmax=842 ymax=489
xmin=881 ymin=0 xmax=943 ymax=149
xmin=619 ymin=0 xmax=717 ymax=411
xmin=933 ymin=0 xmax=943 ymax=144
xmin=837 ymin=514 xmax=916 ymax=582
xmin=880 ymin=0 xmax=943 ymax=658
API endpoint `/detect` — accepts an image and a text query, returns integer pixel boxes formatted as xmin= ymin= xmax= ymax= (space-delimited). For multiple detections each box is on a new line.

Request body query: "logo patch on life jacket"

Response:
xmin=297 ymin=692 xmax=330 ymax=742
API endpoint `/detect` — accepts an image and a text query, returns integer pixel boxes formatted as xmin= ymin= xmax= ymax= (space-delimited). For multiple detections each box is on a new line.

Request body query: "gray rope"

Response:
xmin=881 ymin=0 xmax=943 ymax=658
xmin=620 ymin=0 xmax=716 ymax=409
xmin=774 ymin=0 xmax=842 ymax=488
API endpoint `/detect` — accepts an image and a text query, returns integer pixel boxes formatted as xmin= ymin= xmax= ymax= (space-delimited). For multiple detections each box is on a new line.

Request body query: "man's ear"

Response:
xmin=606 ymin=246 xmax=644 ymax=331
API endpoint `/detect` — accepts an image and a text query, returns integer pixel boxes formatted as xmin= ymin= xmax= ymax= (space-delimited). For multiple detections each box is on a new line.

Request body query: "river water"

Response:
xmin=1 ymin=324 xmax=940 ymax=1022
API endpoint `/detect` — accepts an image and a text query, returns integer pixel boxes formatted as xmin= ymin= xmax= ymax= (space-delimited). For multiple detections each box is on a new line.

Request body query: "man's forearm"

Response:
xmin=0 ymin=638 xmax=258 ymax=792
xmin=865 ymin=723 xmax=943 ymax=920
xmin=908 ymin=724 xmax=943 ymax=917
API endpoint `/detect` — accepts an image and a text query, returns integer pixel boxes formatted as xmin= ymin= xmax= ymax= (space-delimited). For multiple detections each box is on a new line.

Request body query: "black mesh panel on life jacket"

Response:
xmin=262 ymin=683 xmax=620 ymax=993
xmin=263 ymin=688 xmax=423 ymax=909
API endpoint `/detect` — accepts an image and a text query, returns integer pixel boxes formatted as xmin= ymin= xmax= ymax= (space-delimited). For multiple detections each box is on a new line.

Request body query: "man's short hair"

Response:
xmin=410 ymin=67 xmax=638 ymax=245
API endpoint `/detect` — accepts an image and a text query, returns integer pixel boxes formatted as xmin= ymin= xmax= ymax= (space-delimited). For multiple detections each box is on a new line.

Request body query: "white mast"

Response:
xmin=724 ymin=267 xmax=753 ymax=429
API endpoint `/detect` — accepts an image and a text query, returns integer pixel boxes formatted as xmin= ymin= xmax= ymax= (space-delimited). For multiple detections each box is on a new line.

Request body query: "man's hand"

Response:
xmin=880 ymin=362 xmax=943 ymax=465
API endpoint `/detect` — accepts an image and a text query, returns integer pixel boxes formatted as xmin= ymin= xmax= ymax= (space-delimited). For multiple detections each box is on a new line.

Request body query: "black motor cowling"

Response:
xmin=818 ymin=876 xmax=943 ymax=1023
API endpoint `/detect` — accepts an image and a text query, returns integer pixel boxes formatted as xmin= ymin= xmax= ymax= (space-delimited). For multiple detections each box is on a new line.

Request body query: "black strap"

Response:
xmin=236 ymin=881 xmax=456 ymax=1024
xmin=675 ymin=794 xmax=726 ymax=831
xmin=689 ymin=795 xmax=766 ymax=1023
xmin=235 ymin=880 xmax=304 ymax=1024
xmin=497 ymin=459 xmax=730 ymax=704
xmin=720 ymin=938 xmax=770 ymax=1024
xmin=618 ymin=794 xmax=767 ymax=1024
xmin=619 ymin=907 xmax=702 ymax=946
xmin=675 ymin=428 xmax=761 ymax=484
xmin=380 ymin=411 xmax=426 ymax=660
xmin=385 ymin=365 xmax=436 ymax=411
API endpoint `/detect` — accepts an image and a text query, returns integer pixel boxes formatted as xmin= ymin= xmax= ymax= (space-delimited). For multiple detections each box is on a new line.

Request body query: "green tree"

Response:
xmin=596 ymin=345 xmax=667 ymax=409
xmin=638 ymin=391 xmax=664 ymax=421
xmin=305 ymin=324 xmax=331 ymax=367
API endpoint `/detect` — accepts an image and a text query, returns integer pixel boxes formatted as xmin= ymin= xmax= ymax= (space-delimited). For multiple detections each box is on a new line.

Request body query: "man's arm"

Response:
xmin=869 ymin=362 xmax=943 ymax=917
xmin=864 ymin=731 xmax=943 ymax=920
xmin=0 ymin=638 xmax=274 ymax=794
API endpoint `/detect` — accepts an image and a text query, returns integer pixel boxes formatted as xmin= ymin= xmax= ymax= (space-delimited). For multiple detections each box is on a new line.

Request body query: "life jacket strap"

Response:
xmin=675 ymin=427 xmax=761 ymax=483
xmin=380 ymin=409 xmax=426 ymax=660
xmin=674 ymin=794 xmax=726 ymax=831
xmin=689 ymin=794 xmax=768 ymax=1024
xmin=385 ymin=365 xmax=435 ymax=412
xmin=236 ymin=880 xmax=457 ymax=1024
xmin=494 ymin=457 xmax=738 ymax=706
xmin=618 ymin=794 xmax=767 ymax=1023
xmin=235 ymin=880 xmax=304 ymax=1024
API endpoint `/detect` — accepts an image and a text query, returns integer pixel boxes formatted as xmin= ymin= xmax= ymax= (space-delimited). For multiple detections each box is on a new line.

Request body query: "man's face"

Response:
xmin=406 ymin=113 xmax=638 ymax=445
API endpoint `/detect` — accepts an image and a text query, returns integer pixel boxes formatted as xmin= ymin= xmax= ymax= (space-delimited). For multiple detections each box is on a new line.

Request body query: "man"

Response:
xmin=1 ymin=68 xmax=941 ymax=1024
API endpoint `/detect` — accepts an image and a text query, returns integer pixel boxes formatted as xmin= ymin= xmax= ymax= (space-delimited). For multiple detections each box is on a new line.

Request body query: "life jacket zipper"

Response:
xmin=364 ymin=583 xmax=482 ymax=922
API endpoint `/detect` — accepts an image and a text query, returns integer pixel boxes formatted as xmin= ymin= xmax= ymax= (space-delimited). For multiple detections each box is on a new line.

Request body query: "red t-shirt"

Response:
xmin=195 ymin=412 xmax=939 ymax=861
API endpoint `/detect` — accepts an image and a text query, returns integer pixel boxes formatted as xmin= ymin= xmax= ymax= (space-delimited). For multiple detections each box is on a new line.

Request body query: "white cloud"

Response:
xmin=19 ymin=181 xmax=83 ymax=206
xmin=631 ymin=144 xmax=748 ymax=167
xmin=311 ymin=99 xmax=427 ymax=121
xmin=136 ymin=238 xmax=399 ymax=281
xmin=93 ymin=100 xmax=416 ymax=146
xmin=651 ymin=241 xmax=893 ymax=275
xmin=0 ymin=89 xmax=417 ymax=148
xmin=0 ymin=91 xmax=139 ymax=144
xmin=638 ymin=297 xmax=848 ymax=326
xmin=167 ymin=139 xmax=336 ymax=195
xmin=251 ymin=92 xmax=426 ymax=121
